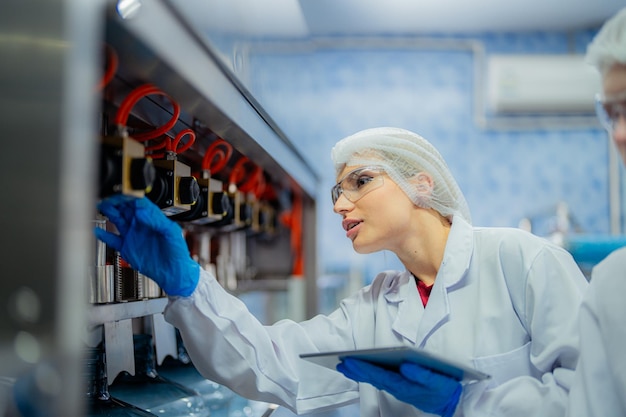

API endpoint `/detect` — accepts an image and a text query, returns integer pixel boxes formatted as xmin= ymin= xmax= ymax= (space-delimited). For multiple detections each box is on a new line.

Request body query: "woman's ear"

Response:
xmin=414 ymin=172 xmax=434 ymax=195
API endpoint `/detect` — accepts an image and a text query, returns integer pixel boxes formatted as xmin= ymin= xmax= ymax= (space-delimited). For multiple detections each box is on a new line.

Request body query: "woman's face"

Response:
xmin=603 ymin=63 xmax=626 ymax=165
xmin=333 ymin=164 xmax=417 ymax=254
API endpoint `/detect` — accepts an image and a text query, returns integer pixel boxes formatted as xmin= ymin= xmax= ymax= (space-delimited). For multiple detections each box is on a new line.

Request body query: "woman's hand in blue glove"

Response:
xmin=95 ymin=194 xmax=200 ymax=297
xmin=337 ymin=358 xmax=462 ymax=417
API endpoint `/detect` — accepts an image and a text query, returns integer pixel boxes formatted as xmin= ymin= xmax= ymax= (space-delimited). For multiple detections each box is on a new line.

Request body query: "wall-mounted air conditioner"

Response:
xmin=486 ymin=54 xmax=602 ymax=114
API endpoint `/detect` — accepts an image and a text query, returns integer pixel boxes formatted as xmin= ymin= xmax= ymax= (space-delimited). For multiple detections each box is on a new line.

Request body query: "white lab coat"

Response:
xmin=568 ymin=247 xmax=626 ymax=416
xmin=165 ymin=216 xmax=588 ymax=417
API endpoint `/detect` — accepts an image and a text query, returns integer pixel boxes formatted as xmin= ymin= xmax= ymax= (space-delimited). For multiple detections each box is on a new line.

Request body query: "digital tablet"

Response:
xmin=300 ymin=346 xmax=491 ymax=383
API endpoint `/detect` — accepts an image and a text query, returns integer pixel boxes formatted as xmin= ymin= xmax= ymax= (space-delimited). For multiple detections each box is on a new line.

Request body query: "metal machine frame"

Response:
xmin=1 ymin=1 xmax=318 ymax=415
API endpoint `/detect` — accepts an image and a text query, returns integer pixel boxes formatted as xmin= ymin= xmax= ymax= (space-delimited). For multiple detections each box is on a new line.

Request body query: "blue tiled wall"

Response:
xmin=234 ymin=30 xmax=623 ymax=278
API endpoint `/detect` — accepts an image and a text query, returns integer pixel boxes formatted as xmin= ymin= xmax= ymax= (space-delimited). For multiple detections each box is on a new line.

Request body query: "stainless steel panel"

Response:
xmin=1 ymin=0 xmax=103 ymax=415
xmin=104 ymin=320 xmax=135 ymax=383
xmin=150 ymin=313 xmax=178 ymax=366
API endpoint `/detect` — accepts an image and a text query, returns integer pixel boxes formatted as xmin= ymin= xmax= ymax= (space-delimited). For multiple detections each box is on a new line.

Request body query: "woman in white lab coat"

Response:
xmin=568 ymin=7 xmax=626 ymax=416
xmin=97 ymin=127 xmax=588 ymax=417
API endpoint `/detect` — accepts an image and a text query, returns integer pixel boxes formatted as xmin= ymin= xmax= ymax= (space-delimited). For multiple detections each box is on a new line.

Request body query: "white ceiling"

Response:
xmin=299 ymin=0 xmax=626 ymax=34
xmin=173 ymin=0 xmax=626 ymax=37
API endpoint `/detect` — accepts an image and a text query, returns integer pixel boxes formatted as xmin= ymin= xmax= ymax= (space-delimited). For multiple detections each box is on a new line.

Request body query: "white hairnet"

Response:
xmin=331 ymin=127 xmax=472 ymax=224
xmin=586 ymin=7 xmax=626 ymax=76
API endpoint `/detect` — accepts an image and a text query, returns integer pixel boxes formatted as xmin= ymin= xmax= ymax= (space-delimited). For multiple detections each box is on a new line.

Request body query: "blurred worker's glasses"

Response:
xmin=595 ymin=91 xmax=626 ymax=133
xmin=331 ymin=166 xmax=385 ymax=205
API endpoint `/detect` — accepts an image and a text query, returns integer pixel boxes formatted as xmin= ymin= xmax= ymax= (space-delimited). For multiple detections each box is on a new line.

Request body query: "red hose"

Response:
xmin=144 ymin=137 xmax=168 ymax=159
xmin=114 ymin=84 xmax=180 ymax=141
xmin=98 ymin=44 xmax=118 ymax=90
xmin=168 ymin=129 xmax=196 ymax=154
xmin=229 ymin=157 xmax=264 ymax=194
xmin=201 ymin=138 xmax=233 ymax=174
xmin=280 ymin=192 xmax=304 ymax=276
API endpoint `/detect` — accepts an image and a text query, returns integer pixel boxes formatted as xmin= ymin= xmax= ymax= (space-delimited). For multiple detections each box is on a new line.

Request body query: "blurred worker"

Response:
xmin=96 ymin=127 xmax=588 ymax=417
xmin=568 ymin=7 xmax=626 ymax=417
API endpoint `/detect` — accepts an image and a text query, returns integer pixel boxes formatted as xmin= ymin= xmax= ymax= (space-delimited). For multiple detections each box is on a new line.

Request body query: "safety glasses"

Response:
xmin=595 ymin=90 xmax=626 ymax=133
xmin=331 ymin=166 xmax=385 ymax=205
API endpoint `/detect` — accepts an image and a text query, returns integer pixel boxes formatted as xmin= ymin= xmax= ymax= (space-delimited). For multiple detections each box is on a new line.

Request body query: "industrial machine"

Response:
xmin=1 ymin=1 xmax=318 ymax=416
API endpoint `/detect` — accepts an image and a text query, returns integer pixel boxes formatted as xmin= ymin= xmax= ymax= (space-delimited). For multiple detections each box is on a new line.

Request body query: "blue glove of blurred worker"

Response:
xmin=337 ymin=358 xmax=462 ymax=417
xmin=95 ymin=194 xmax=200 ymax=297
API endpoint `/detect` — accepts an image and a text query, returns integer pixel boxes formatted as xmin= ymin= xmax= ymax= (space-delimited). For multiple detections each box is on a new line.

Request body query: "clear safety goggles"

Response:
xmin=331 ymin=166 xmax=385 ymax=205
xmin=595 ymin=90 xmax=626 ymax=133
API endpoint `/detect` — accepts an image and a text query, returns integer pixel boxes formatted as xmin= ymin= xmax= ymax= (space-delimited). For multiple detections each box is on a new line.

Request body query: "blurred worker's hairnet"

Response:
xmin=586 ymin=7 xmax=626 ymax=75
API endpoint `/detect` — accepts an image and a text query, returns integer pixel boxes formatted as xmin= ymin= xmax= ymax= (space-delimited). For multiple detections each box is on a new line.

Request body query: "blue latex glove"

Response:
xmin=337 ymin=358 xmax=462 ymax=417
xmin=95 ymin=195 xmax=200 ymax=296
